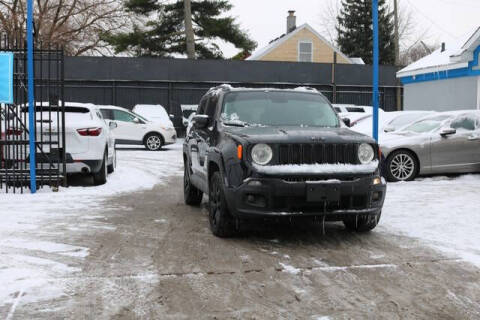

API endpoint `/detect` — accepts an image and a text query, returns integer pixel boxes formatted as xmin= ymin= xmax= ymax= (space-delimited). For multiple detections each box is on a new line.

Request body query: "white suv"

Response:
xmin=5 ymin=102 xmax=116 ymax=185
xmin=99 ymin=105 xmax=177 ymax=151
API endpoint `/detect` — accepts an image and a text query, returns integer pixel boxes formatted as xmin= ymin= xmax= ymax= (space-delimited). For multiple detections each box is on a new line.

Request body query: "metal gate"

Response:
xmin=0 ymin=36 xmax=66 ymax=193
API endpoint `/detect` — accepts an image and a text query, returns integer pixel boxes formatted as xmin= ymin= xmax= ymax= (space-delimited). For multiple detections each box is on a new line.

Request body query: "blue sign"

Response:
xmin=0 ymin=52 xmax=13 ymax=104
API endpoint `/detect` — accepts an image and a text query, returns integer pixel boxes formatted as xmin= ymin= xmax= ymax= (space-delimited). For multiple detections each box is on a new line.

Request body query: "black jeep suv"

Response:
xmin=183 ymin=85 xmax=386 ymax=237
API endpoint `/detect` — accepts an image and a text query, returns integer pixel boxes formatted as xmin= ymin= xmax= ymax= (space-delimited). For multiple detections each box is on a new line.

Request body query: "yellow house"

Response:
xmin=247 ymin=11 xmax=361 ymax=64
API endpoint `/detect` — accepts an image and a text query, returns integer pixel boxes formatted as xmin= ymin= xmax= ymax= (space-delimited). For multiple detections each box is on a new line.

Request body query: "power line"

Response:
xmin=404 ymin=0 xmax=459 ymax=39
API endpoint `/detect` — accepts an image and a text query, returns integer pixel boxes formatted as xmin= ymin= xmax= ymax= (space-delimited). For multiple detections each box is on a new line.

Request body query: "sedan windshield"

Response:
xmin=388 ymin=113 xmax=431 ymax=130
xmin=402 ymin=115 xmax=451 ymax=133
xmin=221 ymin=91 xmax=339 ymax=127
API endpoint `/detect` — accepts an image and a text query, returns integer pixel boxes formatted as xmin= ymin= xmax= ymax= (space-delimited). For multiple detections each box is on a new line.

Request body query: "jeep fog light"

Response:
xmin=251 ymin=144 xmax=273 ymax=165
xmin=358 ymin=143 xmax=374 ymax=164
xmin=372 ymin=177 xmax=382 ymax=185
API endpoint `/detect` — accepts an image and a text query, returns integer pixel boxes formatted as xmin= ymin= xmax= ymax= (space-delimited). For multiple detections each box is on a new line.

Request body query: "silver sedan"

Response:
xmin=381 ymin=111 xmax=480 ymax=182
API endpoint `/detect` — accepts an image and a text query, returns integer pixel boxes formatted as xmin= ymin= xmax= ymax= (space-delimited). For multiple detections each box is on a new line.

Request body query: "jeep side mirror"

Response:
xmin=440 ymin=128 xmax=456 ymax=137
xmin=193 ymin=115 xmax=209 ymax=129
xmin=342 ymin=117 xmax=351 ymax=127
xmin=109 ymin=121 xmax=118 ymax=130
xmin=133 ymin=117 xmax=141 ymax=124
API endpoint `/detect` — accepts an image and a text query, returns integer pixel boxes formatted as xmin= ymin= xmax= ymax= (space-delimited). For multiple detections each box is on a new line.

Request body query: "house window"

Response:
xmin=298 ymin=41 xmax=313 ymax=62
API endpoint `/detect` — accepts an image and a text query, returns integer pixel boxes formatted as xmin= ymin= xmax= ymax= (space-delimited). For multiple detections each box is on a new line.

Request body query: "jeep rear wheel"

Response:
xmin=208 ymin=171 xmax=235 ymax=238
xmin=343 ymin=211 xmax=381 ymax=232
xmin=184 ymin=160 xmax=203 ymax=205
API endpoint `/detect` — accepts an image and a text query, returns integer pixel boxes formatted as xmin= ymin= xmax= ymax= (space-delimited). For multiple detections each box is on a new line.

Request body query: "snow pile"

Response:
xmin=254 ymin=161 xmax=379 ymax=175
xmin=381 ymin=174 xmax=480 ymax=266
xmin=0 ymin=142 xmax=183 ymax=307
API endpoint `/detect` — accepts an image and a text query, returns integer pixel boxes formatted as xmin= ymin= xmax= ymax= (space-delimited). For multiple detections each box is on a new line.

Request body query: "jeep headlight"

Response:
xmin=251 ymin=144 xmax=273 ymax=166
xmin=358 ymin=143 xmax=374 ymax=164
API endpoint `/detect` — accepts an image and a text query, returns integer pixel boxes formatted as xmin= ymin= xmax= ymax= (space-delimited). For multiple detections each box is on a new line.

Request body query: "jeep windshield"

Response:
xmin=221 ymin=91 xmax=340 ymax=127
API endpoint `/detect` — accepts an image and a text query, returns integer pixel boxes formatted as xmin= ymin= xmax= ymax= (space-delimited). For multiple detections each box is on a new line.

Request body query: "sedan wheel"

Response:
xmin=386 ymin=150 xmax=418 ymax=182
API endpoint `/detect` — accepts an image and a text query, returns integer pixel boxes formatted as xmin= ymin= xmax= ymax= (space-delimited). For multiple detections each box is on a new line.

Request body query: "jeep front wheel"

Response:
xmin=208 ymin=171 xmax=235 ymax=238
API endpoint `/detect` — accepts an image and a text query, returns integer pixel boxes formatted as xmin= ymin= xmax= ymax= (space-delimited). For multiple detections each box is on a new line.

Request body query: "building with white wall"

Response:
xmin=397 ymin=27 xmax=480 ymax=111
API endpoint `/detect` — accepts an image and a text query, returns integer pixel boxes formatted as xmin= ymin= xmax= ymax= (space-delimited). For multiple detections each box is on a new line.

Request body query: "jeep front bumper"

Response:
xmin=224 ymin=175 xmax=386 ymax=219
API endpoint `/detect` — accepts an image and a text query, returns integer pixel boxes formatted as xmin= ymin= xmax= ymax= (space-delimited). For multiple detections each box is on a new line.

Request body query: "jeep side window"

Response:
xmin=197 ymin=96 xmax=208 ymax=116
xmin=205 ymin=95 xmax=218 ymax=120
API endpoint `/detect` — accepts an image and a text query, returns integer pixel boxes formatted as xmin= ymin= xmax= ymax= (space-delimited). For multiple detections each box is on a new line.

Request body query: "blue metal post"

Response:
xmin=372 ymin=0 xmax=379 ymax=142
xmin=27 ymin=0 xmax=36 ymax=193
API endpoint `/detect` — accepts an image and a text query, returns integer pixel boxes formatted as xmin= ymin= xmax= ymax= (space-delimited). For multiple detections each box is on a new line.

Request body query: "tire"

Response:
xmin=93 ymin=151 xmax=108 ymax=186
xmin=386 ymin=150 xmax=418 ymax=182
xmin=208 ymin=171 xmax=235 ymax=238
xmin=144 ymin=133 xmax=163 ymax=151
xmin=184 ymin=160 xmax=203 ymax=205
xmin=107 ymin=148 xmax=116 ymax=174
xmin=344 ymin=211 xmax=382 ymax=232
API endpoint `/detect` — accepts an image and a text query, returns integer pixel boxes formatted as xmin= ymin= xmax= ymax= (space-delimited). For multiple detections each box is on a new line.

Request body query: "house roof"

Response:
xmin=246 ymin=23 xmax=354 ymax=63
xmin=397 ymin=27 xmax=480 ymax=79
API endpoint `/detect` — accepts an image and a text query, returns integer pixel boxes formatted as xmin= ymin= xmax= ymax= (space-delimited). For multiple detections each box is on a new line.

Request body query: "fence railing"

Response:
xmin=0 ymin=36 xmax=66 ymax=193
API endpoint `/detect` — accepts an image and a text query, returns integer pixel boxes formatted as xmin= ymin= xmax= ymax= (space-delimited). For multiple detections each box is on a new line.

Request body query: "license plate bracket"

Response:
xmin=306 ymin=184 xmax=340 ymax=202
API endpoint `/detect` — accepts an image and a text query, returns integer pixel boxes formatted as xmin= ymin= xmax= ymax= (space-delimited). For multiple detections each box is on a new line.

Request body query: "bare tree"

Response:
xmin=0 ymin=0 xmax=128 ymax=55
xmin=317 ymin=0 xmax=341 ymax=46
xmin=317 ymin=0 xmax=430 ymax=64
xmin=399 ymin=40 xmax=438 ymax=66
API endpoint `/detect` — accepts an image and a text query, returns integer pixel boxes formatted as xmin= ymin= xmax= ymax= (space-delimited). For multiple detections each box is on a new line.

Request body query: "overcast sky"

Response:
xmin=220 ymin=0 xmax=480 ymax=57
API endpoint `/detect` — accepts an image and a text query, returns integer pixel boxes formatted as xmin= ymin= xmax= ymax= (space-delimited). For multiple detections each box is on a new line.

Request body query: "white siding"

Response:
xmin=404 ymin=76 xmax=479 ymax=111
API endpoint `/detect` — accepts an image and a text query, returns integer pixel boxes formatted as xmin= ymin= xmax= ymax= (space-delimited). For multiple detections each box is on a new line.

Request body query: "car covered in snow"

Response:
xmin=183 ymin=85 xmax=386 ymax=237
xmin=348 ymin=111 xmax=435 ymax=137
xmin=132 ymin=104 xmax=175 ymax=128
xmin=381 ymin=111 xmax=480 ymax=182
xmin=333 ymin=104 xmax=379 ymax=115
xmin=99 ymin=105 xmax=177 ymax=151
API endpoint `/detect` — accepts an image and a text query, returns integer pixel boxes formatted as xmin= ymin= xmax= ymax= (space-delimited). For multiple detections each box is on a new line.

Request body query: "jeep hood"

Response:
xmin=224 ymin=126 xmax=375 ymax=145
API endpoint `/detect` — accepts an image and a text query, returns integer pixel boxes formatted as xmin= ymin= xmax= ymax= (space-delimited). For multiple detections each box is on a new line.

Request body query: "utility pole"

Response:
xmin=393 ymin=0 xmax=400 ymax=65
xmin=27 ymin=0 xmax=37 ymax=193
xmin=393 ymin=0 xmax=402 ymax=111
xmin=372 ymin=0 xmax=379 ymax=141
xmin=184 ymin=0 xmax=195 ymax=59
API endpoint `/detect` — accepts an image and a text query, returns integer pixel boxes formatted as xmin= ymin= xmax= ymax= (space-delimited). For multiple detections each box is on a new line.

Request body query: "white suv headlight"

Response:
xmin=358 ymin=143 xmax=375 ymax=164
xmin=251 ymin=144 xmax=273 ymax=166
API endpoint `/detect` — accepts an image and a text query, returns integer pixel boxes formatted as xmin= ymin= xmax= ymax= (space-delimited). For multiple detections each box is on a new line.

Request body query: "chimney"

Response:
xmin=441 ymin=42 xmax=446 ymax=52
xmin=287 ymin=10 xmax=296 ymax=34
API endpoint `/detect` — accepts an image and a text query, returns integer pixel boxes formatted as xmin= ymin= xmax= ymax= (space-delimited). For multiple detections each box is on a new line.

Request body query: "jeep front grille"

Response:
xmin=277 ymin=143 xmax=358 ymax=165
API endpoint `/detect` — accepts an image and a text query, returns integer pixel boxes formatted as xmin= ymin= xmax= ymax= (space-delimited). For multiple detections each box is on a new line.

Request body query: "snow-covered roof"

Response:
xmin=350 ymin=57 xmax=365 ymax=65
xmin=397 ymin=27 xmax=480 ymax=78
xmin=246 ymin=23 xmax=353 ymax=64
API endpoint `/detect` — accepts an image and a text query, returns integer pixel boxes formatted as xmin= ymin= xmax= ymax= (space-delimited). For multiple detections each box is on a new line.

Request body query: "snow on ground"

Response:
xmin=380 ymin=174 xmax=480 ymax=266
xmin=0 ymin=142 xmax=183 ymax=307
